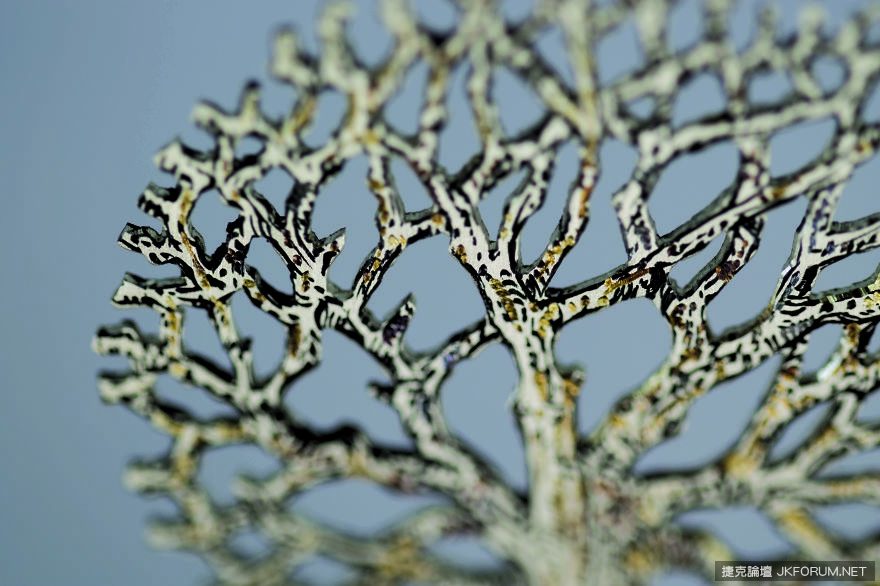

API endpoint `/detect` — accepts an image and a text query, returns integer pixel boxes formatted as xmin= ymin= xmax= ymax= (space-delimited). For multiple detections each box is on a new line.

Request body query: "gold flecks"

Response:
xmin=680 ymin=347 xmax=701 ymax=362
xmin=216 ymin=422 xmax=244 ymax=442
xmin=722 ymin=449 xmax=760 ymax=478
xmin=363 ymin=128 xmax=380 ymax=146
xmin=348 ymin=446 xmax=369 ymax=477
xmin=372 ymin=259 xmax=381 ymax=271
xmin=823 ymin=479 xmax=866 ymax=499
xmin=290 ymin=95 xmax=316 ymax=133
xmin=431 ymin=213 xmax=445 ymax=226
xmin=597 ymin=296 xmax=609 ymax=307
xmin=605 ymin=268 xmax=649 ymax=292
xmin=715 ymin=260 xmax=738 ymax=282
xmin=179 ymin=231 xmax=207 ymax=283
xmin=287 ymin=323 xmax=302 ymax=357
xmin=624 ymin=549 xmax=651 ymax=573
xmin=779 ymin=365 xmax=799 ymax=382
xmin=454 ymin=243 xmax=467 ymax=264
xmin=577 ymin=184 xmax=593 ymax=219
xmin=179 ymin=188 xmax=194 ymax=218
xmin=489 ymin=278 xmax=518 ymax=321
xmin=213 ymin=303 xmax=230 ymax=326
xmin=477 ymin=120 xmax=492 ymax=141
xmin=770 ymin=184 xmax=788 ymax=199
xmin=153 ymin=411 xmax=184 ymax=437
xmin=568 ymin=301 xmax=577 ymax=312
xmin=165 ymin=310 xmax=180 ymax=335
xmin=169 ymin=362 xmax=186 ymax=378
xmin=775 ymin=507 xmax=827 ymax=545
xmin=363 ymin=273 xmax=372 ymax=283
xmin=609 ymin=414 xmax=626 ymax=429
xmin=537 ymin=303 xmax=560 ymax=338
xmin=845 ymin=322 xmax=861 ymax=345
xmin=367 ymin=178 xmax=384 ymax=192
xmin=377 ymin=201 xmax=390 ymax=224
xmin=533 ymin=371 xmax=549 ymax=401
xmin=343 ymin=92 xmax=358 ymax=128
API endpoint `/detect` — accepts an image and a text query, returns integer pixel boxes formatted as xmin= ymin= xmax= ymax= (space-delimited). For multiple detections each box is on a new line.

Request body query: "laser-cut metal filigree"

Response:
xmin=95 ymin=1 xmax=880 ymax=583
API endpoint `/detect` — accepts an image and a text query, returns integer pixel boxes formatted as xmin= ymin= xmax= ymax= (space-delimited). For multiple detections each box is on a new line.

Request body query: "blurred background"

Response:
xmin=1 ymin=0 xmax=879 ymax=584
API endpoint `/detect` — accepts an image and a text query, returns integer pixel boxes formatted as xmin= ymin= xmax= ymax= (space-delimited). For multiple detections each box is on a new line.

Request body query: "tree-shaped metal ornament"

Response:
xmin=95 ymin=0 xmax=880 ymax=584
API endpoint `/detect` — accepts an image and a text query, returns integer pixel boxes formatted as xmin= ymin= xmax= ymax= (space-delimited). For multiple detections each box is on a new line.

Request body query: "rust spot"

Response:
xmin=770 ymin=184 xmax=788 ymax=199
xmin=670 ymin=304 xmax=686 ymax=328
xmin=779 ymin=365 xmax=799 ymax=381
xmin=715 ymin=260 xmax=740 ymax=282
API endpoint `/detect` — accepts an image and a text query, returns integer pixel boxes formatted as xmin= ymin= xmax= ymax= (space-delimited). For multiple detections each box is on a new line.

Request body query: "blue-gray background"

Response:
xmin=2 ymin=1 xmax=880 ymax=584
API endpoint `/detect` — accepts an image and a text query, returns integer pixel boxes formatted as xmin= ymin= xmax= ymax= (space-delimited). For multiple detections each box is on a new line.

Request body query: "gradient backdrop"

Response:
xmin=1 ymin=0 xmax=878 ymax=584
